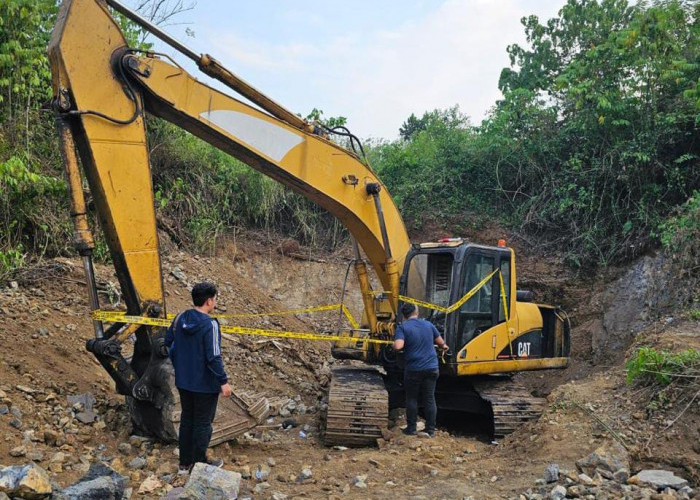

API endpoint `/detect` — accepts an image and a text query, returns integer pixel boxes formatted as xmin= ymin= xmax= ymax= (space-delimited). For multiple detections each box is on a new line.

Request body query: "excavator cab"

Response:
xmin=399 ymin=239 xmax=570 ymax=377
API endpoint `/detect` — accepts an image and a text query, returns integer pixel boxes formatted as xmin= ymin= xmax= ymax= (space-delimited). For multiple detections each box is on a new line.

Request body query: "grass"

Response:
xmin=626 ymin=347 xmax=700 ymax=386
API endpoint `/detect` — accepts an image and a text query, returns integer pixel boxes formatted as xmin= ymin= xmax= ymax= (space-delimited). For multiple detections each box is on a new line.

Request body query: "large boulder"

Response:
xmin=628 ymin=470 xmax=689 ymax=491
xmin=0 ymin=463 xmax=52 ymax=499
xmin=576 ymin=442 xmax=629 ymax=475
xmin=52 ymin=462 xmax=127 ymax=500
xmin=178 ymin=463 xmax=242 ymax=499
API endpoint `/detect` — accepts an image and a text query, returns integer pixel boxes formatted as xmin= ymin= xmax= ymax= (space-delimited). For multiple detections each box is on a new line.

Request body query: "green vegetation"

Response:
xmin=0 ymin=0 xmax=67 ymax=278
xmin=0 ymin=0 xmax=698 ymax=274
xmin=372 ymin=0 xmax=699 ymax=266
xmin=626 ymin=346 xmax=700 ymax=385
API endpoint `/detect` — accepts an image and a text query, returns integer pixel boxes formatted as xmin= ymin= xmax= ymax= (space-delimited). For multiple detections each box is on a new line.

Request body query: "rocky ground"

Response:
xmin=0 ymin=231 xmax=698 ymax=499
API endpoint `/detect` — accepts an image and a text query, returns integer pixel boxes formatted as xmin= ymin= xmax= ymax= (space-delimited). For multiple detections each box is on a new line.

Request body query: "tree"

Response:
xmin=491 ymin=0 xmax=700 ymax=265
xmin=399 ymin=108 xmax=469 ymax=141
xmin=304 ymin=108 xmax=347 ymax=129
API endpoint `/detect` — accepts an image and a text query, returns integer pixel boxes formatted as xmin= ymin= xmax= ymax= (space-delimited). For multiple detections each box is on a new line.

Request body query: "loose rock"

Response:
xmin=52 ymin=462 xmax=127 ymax=500
xmin=550 ymin=484 xmax=567 ymax=500
xmin=353 ymin=475 xmax=368 ymax=488
xmin=179 ymin=462 xmax=241 ymax=499
xmin=137 ymin=475 xmax=162 ymax=495
xmin=0 ymin=463 xmax=52 ymax=500
xmin=630 ymin=470 xmax=689 ymax=490
xmin=544 ymin=463 xmax=559 ymax=483
xmin=10 ymin=446 xmax=27 ymax=458
xmin=612 ymin=468 xmax=629 ymax=483
xmin=128 ymin=457 xmax=147 ymax=470
xmin=576 ymin=443 xmax=629 ymax=475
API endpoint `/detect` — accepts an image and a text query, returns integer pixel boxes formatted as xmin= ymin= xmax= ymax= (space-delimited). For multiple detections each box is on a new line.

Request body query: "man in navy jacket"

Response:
xmin=165 ymin=282 xmax=231 ymax=472
xmin=393 ymin=302 xmax=448 ymax=437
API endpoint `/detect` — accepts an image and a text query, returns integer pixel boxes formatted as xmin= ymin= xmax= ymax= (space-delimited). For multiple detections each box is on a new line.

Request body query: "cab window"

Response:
xmin=461 ymin=254 xmax=494 ymax=314
xmin=498 ymin=258 xmax=511 ymax=321
xmin=404 ymin=252 xmax=453 ymax=323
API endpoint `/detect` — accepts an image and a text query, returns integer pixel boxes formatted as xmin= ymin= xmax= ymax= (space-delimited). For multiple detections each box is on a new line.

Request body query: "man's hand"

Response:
xmin=440 ymin=343 xmax=449 ymax=351
xmin=220 ymin=383 xmax=232 ymax=397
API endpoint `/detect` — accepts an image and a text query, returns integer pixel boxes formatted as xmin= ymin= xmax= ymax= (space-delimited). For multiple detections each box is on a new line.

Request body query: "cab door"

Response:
xmin=454 ymin=248 xmax=511 ymax=360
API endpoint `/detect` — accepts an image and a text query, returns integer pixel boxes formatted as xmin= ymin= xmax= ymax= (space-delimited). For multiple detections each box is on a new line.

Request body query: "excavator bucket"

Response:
xmin=174 ymin=391 xmax=270 ymax=446
xmin=127 ymin=360 xmax=269 ymax=444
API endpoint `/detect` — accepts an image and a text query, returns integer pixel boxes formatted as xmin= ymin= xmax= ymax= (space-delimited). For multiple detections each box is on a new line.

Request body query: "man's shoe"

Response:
xmin=206 ymin=457 xmax=224 ymax=468
xmin=418 ymin=431 xmax=434 ymax=438
xmin=178 ymin=464 xmax=192 ymax=475
xmin=402 ymin=427 xmax=417 ymax=436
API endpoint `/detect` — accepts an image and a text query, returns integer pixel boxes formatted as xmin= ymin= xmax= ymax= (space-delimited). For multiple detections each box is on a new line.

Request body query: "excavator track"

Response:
xmin=324 ymin=366 xmax=388 ymax=447
xmin=473 ymin=379 xmax=545 ymax=437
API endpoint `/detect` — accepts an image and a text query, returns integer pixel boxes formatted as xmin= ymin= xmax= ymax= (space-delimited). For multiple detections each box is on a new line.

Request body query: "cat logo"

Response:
xmin=517 ymin=342 xmax=531 ymax=357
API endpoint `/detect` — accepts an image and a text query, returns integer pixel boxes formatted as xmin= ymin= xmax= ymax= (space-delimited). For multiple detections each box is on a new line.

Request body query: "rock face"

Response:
xmin=630 ymin=470 xmax=689 ymax=490
xmin=576 ymin=442 xmax=629 ymax=475
xmin=0 ymin=463 xmax=52 ymax=499
xmin=52 ymin=462 xmax=127 ymax=500
xmin=179 ymin=463 xmax=242 ymax=500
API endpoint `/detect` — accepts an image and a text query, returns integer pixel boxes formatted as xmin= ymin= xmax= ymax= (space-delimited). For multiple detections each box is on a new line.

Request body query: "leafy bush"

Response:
xmin=660 ymin=191 xmax=700 ymax=258
xmin=371 ymin=106 xmax=497 ymax=228
xmin=626 ymin=347 xmax=700 ymax=385
xmin=0 ymin=246 xmax=25 ymax=278
xmin=0 ymin=153 xmax=66 ymax=270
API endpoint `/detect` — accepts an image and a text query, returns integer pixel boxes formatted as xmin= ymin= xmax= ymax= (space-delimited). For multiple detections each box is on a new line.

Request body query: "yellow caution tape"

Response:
xmin=90 ymin=267 xmax=507 ymax=347
xmin=216 ymin=303 xmax=361 ymax=330
xmin=90 ymin=309 xmax=389 ymax=345
xmin=395 ymin=268 xmax=499 ymax=314
xmin=498 ymin=270 xmax=514 ymax=357
xmin=156 ymin=303 xmax=360 ymax=331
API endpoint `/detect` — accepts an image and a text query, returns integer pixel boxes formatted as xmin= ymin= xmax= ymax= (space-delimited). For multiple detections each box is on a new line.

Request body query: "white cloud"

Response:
xmin=204 ymin=0 xmax=565 ymax=139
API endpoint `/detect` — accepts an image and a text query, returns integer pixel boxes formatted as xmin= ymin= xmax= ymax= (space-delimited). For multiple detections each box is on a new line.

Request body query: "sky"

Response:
xmin=132 ymin=0 xmax=567 ymax=140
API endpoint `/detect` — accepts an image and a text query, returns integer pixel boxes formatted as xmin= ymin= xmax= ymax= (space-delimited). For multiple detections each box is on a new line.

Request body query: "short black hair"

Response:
xmin=401 ymin=302 xmax=417 ymax=318
xmin=192 ymin=282 xmax=217 ymax=307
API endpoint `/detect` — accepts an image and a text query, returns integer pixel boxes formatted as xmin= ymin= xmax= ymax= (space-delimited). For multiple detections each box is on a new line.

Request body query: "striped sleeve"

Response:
xmin=211 ymin=320 xmax=220 ymax=355
xmin=204 ymin=318 xmax=228 ymax=385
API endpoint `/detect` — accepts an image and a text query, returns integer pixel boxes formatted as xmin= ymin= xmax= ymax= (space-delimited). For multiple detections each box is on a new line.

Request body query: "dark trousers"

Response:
xmin=404 ymin=369 xmax=439 ymax=433
xmin=177 ymin=388 xmax=219 ymax=466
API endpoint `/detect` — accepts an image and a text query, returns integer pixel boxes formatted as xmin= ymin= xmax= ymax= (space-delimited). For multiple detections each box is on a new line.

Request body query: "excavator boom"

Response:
xmin=48 ymin=0 xmax=410 ymax=441
xmin=49 ymin=0 xmax=410 ymax=304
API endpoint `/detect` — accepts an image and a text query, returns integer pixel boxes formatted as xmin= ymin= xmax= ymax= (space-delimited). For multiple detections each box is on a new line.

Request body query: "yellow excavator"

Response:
xmin=48 ymin=0 xmax=570 ymax=446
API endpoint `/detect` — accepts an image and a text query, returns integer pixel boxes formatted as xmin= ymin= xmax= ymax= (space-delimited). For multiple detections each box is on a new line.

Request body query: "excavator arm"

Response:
xmin=48 ymin=0 xmax=410 ymax=439
xmin=49 ymin=0 xmax=410 ymax=314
